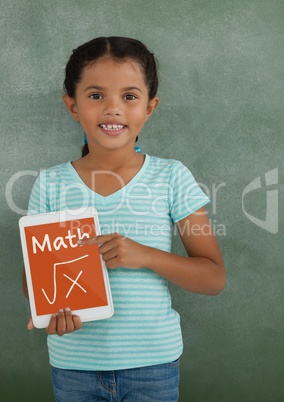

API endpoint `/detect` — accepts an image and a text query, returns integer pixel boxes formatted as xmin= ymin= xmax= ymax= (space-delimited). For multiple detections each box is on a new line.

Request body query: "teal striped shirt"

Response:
xmin=28 ymin=154 xmax=210 ymax=370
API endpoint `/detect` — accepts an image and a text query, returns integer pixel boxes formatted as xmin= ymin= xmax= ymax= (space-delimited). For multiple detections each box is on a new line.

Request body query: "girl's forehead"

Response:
xmin=82 ymin=58 xmax=144 ymax=81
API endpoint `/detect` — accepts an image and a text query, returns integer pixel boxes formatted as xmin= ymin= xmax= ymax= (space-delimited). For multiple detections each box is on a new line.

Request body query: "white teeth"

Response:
xmin=100 ymin=124 xmax=124 ymax=131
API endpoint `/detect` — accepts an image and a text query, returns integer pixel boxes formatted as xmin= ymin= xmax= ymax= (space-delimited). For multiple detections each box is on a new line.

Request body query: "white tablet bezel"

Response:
xmin=19 ymin=207 xmax=114 ymax=329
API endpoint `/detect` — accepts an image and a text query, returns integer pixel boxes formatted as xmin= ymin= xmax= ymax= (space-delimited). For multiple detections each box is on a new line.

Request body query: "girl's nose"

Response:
xmin=103 ymin=98 xmax=122 ymax=116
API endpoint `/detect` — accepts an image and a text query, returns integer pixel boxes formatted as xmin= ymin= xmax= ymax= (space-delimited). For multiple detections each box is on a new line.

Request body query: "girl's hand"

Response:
xmin=47 ymin=308 xmax=82 ymax=336
xmin=78 ymin=233 xmax=148 ymax=269
xmin=27 ymin=308 xmax=82 ymax=336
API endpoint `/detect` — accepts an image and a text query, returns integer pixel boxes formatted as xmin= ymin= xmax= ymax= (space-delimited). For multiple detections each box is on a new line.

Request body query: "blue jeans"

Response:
xmin=51 ymin=359 xmax=180 ymax=402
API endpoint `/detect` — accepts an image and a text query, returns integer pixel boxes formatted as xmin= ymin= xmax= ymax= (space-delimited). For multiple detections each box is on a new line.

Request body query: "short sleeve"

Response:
xmin=169 ymin=161 xmax=210 ymax=223
xmin=27 ymin=170 xmax=51 ymax=216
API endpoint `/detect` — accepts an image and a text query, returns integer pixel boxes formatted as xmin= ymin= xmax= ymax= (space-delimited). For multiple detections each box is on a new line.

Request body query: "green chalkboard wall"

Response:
xmin=1 ymin=1 xmax=284 ymax=401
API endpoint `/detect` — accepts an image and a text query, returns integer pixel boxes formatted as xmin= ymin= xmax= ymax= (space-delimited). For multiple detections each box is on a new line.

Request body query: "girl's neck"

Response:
xmin=82 ymin=146 xmax=143 ymax=172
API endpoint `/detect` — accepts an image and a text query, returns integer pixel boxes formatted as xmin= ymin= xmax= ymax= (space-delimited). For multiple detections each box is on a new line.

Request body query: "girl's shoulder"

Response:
xmin=147 ymin=154 xmax=189 ymax=176
xmin=146 ymin=155 xmax=201 ymax=190
xmin=33 ymin=162 xmax=75 ymax=186
xmin=148 ymin=154 xmax=184 ymax=168
xmin=37 ymin=161 xmax=72 ymax=182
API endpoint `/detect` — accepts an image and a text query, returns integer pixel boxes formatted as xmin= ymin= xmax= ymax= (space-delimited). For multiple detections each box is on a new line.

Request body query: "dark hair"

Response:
xmin=63 ymin=36 xmax=159 ymax=157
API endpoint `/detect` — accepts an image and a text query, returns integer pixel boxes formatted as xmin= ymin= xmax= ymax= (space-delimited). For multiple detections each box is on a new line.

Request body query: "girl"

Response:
xmin=23 ymin=36 xmax=225 ymax=402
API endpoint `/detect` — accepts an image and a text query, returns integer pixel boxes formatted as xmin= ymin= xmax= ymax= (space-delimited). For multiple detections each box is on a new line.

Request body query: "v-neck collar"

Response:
xmin=66 ymin=154 xmax=150 ymax=202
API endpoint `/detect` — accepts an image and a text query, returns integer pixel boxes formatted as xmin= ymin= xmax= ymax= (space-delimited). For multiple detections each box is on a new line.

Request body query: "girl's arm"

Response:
xmin=145 ymin=206 xmax=225 ymax=295
xmin=79 ymin=206 xmax=225 ymax=296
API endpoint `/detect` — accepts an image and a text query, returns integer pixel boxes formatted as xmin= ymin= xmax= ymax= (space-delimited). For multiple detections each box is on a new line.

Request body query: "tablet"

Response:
xmin=19 ymin=207 xmax=114 ymax=328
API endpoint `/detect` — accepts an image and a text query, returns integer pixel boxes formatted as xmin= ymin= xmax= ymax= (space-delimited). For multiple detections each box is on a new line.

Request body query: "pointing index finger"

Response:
xmin=77 ymin=233 xmax=120 ymax=246
xmin=77 ymin=236 xmax=98 ymax=246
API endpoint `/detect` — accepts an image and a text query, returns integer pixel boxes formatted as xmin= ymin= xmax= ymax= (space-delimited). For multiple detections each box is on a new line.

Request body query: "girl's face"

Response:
xmin=63 ymin=58 xmax=158 ymax=153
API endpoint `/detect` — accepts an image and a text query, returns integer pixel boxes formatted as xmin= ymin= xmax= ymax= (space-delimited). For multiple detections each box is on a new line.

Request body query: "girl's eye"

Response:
xmin=124 ymin=94 xmax=137 ymax=101
xmin=89 ymin=93 xmax=103 ymax=100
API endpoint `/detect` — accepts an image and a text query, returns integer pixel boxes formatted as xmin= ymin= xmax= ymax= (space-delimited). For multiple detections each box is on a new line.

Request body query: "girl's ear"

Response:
xmin=145 ymin=97 xmax=159 ymax=122
xmin=63 ymin=94 xmax=79 ymax=121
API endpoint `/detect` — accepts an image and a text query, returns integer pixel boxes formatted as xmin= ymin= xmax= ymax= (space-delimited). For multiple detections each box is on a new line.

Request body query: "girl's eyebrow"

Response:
xmin=84 ymin=85 xmax=104 ymax=92
xmin=84 ymin=85 xmax=142 ymax=93
xmin=123 ymin=86 xmax=143 ymax=93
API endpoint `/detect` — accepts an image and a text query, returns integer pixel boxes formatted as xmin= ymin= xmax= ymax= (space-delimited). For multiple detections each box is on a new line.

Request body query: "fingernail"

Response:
xmin=59 ymin=309 xmax=64 ymax=313
xmin=65 ymin=307 xmax=71 ymax=312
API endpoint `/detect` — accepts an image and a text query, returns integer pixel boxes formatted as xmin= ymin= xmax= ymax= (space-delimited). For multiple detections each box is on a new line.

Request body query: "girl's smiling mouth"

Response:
xmin=99 ymin=123 xmax=127 ymax=136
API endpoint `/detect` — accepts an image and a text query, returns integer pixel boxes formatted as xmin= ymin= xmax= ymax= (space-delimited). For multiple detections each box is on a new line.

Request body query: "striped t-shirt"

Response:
xmin=28 ymin=154 xmax=210 ymax=370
